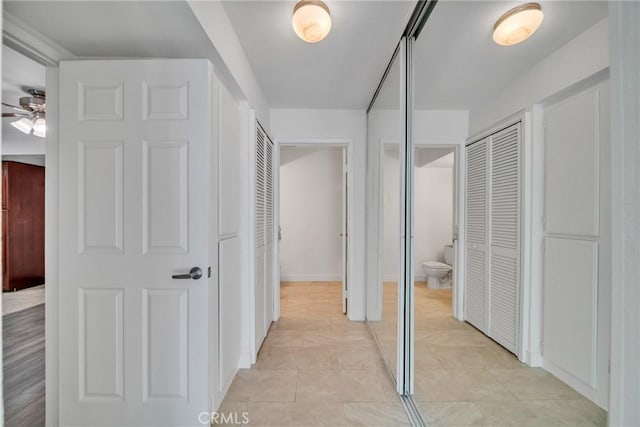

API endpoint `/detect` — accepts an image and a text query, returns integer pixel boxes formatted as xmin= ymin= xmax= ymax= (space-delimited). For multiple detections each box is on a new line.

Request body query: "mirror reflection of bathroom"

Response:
xmin=414 ymin=147 xmax=456 ymax=325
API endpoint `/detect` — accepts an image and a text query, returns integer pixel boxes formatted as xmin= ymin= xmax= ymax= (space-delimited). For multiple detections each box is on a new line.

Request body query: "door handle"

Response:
xmin=172 ymin=267 xmax=203 ymax=280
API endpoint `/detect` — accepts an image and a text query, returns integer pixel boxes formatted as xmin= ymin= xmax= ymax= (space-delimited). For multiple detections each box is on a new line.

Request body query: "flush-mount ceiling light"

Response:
xmin=493 ymin=3 xmax=544 ymax=46
xmin=292 ymin=0 xmax=332 ymax=43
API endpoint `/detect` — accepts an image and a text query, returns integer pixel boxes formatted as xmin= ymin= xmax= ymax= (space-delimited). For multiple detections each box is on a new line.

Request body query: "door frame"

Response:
xmin=272 ymin=139 xmax=354 ymax=321
xmin=341 ymin=147 xmax=348 ymax=314
xmin=2 ymin=15 xmax=77 ymax=424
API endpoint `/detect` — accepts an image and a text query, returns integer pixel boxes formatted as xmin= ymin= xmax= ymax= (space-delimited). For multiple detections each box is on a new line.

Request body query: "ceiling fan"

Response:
xmin=2 ymin=88 xmax=46 ymax=138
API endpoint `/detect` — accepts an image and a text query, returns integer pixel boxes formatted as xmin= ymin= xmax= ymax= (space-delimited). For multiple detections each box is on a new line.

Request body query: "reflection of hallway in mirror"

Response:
xmin=411 ymin=282 xmax=606 ymax=426
xmin=368 ymin=281 xmax=399 ymax=380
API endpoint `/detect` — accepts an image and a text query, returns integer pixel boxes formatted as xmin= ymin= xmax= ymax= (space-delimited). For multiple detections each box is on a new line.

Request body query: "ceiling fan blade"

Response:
xmin=2 ymin=102 xmax=30 ymax=113
xmin=2 ymin=113 xmax=25 ymax=118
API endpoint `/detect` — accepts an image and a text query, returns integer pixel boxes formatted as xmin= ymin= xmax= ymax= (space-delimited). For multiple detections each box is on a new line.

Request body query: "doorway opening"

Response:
xmin=372 ymin=144 xmax=459 ymax=380
xmin=1 ymin=43 xmax=47 ymax=427
xmin=277 ymin=145 xmax=350 ymax=321
xmin=413 ymin=146 xmax=457 ymax=323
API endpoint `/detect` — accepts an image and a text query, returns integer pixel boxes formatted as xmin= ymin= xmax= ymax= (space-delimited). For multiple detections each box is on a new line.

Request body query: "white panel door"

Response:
xmin=219 ymin=237 xmax=241 ymax=392
xmin=217 ymin=83 xmax=240 ymax=236
xmin=59 ymin=59 xmax=211 ymax=426
xmin=465 ymin=138 xmax=489 ymax=332
xmin=544 ymin=237 xmax=599 ymax=387
xmin=214 ymin=79 xmax=242 ymax=401
xmin=544 ymin=90 xmax=600 ymax=237
xmin=543 ymin=82 xmax=610 ymax=409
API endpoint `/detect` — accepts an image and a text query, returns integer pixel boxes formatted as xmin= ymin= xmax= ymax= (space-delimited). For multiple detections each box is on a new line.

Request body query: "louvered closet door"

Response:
xmin=255 ymin=126 xmax=266 ymax=350
xmin=465 ymin=138 xmax=489 ymax=333
xmin=264 ymin=135 xmax=274 ymax=332
xmin=488 ymin=124 xmax=521 ymax=353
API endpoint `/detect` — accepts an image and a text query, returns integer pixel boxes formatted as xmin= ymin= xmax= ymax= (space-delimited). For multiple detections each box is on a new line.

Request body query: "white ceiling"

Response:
xmin=3 ymin=1 xmax=216 ymax=59
xmin=222 ymin=0 xmax=415 ymax=109
xmin=2 ymin=0 xmax=608 ymax=114
xmin=414 ymin=0 xmax=608 ymax=109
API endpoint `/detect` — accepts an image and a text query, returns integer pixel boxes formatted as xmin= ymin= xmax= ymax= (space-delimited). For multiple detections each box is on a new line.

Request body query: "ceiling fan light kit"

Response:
xmin=10 ymin=117 xmax=35 ymax=134
xmin=493 ymin=3 xmax=544 ymax=46
xmin=33 ymin=117 xmax=46 ymax=138
xmin=292 ymin=0 xmax=332 ymax=43
xmin=2 ymin=88 xmax=46 ymax=138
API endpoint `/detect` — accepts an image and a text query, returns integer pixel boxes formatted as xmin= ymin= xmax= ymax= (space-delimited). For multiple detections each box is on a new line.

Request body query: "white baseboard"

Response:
xmin=543 ymin=358 xmax=606 ymax=410
xmin=238 ymin=352 xmax=251 ymax=369
xmin=347 ymin=309 xmax=365 ymax=321
xmin=527 ymin=351 xmax=543 ymax=367
xmin=214 ymin=365 xmax=238 ymax=412
xmin=280 ymin=274 xmax=342 ymax=282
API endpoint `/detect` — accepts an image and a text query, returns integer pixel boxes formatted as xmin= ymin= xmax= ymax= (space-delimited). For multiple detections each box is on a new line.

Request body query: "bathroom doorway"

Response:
xmin=413 ymin=146 xmax=458 ymax=323
xmin=276 ymin=145 xmax=351 ymax=320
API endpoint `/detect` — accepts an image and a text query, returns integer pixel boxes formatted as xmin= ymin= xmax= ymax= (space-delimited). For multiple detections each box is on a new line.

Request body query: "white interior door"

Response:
xmin=341 ymin=147 xmax=348 ymax=314
xmin=59 ymin=59 xmax=211 ymax=426
xmin=464 ymin=138 xmax=489 ymax=333
xmin=542 ymin=81 xmax=610 ymax=409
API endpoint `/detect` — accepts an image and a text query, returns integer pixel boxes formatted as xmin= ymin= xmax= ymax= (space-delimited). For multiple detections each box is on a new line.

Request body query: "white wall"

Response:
xmin=469 ymin=18 xmax=609 ymax=135
xmin=270 ymin=108 xmax=367 ymax=320
xmin=2 ymin=154 xmax=45 ymax=166
xmin=279 ymin=148 xmax=343 ymax=281
xmin=187 ymin=1 xmax=270 ymax=129
xmin=383 ymin=151 xmax=454 ymax=281
xmin=609 ymin=3 xmax=640 ymax=424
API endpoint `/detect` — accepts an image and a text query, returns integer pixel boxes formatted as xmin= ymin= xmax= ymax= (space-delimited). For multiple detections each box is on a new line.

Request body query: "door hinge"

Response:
xmin=208 ymin=266 xmax=212 ymax=278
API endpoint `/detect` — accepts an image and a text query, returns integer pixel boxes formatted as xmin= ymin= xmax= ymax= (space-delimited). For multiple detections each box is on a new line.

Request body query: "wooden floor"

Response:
xmin=3 ymin=303 xmax=45 ymax=427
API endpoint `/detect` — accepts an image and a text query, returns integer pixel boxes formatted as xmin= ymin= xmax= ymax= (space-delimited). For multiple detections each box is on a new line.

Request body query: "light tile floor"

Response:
xmin=2 ymin=285 xmax=45 ymax=315
xmin=369 ymin=282 xmax=607 ymax=426
xmin=219 ymin=282 xmax=410 ymax=426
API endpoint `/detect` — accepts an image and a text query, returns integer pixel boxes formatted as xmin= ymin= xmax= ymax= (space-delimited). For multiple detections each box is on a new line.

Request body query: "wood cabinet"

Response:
xmin=2 ymin=161 xmax=45 ymax=292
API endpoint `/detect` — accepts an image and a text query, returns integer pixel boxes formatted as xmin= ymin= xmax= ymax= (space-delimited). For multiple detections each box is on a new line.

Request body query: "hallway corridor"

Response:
xmin=219 ymin=282 xmax=410 ymax=426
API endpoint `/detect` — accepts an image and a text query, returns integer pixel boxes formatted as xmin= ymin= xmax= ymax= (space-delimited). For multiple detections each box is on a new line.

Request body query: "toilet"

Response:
xmin=422 ymin=245 xmax=454 ymax=289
